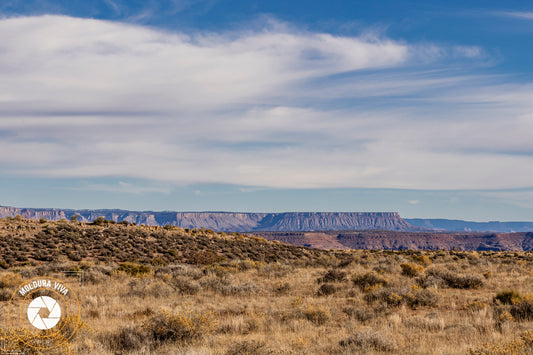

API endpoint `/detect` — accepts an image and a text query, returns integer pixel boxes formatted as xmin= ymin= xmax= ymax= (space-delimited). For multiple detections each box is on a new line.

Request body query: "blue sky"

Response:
xmin=0 ymin=0 xmax=532 ymax=221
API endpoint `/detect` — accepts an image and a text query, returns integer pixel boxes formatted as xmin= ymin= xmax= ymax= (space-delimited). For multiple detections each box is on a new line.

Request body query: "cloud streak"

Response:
xmin=0 ymin=15 xmax=531 ymax=191
xmin=497 ymin=11 xmax=533 ymax=20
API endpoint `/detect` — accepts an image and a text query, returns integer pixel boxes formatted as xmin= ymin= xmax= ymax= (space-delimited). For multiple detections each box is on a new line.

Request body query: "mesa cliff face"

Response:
xmin=0 ymin=206 xmax=421 ymax=232
xmin=256 ymin=230 xmax=533 ymax=251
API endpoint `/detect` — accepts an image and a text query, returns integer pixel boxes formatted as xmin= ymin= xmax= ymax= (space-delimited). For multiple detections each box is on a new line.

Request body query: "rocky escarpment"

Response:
xmin=256 ymin=230 xmax=533 ymax=251
xmin=0 ymin=206 xmax=422 ymax=232
xmin=254 ymin=212 xmax=419 ymax=231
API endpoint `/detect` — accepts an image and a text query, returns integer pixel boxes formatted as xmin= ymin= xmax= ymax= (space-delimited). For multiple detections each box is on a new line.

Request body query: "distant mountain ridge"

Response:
xmin=0 ymin=206 xmax=422 ymax=232
xmin=405 ymin=219 xmax=533 ymax=233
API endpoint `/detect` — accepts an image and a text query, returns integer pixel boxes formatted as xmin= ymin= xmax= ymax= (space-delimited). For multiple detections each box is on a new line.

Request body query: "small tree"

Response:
xmin=70 ymin=215 xmax=79 ymax=223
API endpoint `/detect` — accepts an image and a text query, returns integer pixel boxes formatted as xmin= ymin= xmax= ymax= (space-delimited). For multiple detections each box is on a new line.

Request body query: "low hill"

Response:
xmin=0 ymin=217 xmax=328 ymax=269
xmin=0 ymin=206 xmax=423 ymax=232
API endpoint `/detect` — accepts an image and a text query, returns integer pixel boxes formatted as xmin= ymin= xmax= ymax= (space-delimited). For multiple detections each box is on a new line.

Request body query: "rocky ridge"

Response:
xmin=0 ymin=206 xmax=421 ymax=232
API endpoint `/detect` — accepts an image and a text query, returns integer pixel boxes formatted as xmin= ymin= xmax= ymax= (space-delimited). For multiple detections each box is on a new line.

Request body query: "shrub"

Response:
xmin=339 ymin=329 xmax=396 ymax=352
xmin=0 ymin=289 xmax=12 ymax=301
xmin=510 ymin=300 xmax=533 ymax=321
xmin=151 ymin=258 xmax=167 ymax=267
xmin=273 ymin=281 xmax=291 ymax=295
xmin=104 ymin=326 xmax=146 ymax=353
xmin=92 ymin=216 xmax=106 ymax=225
xmin=416 ymin=274 xmax=447 ymax=289
xmin=0 ymin=272 xmax=23 ymax=288
xmin=447 ymin=274 xmax=484 ymax=289
xmin=352 ymin=272 xmax=388 ymax=290
xmin=318 ymin=269 xmax=347 ymax=283
xmin=317 ymin=283 xmax=336 ymax=296
xmin=401 ymin=262 xmax=424 ymax=277
xmin=364 ymin=286 xmax=439 ymax=309
xmin=143 ymin=310 xmax=216 ymax=344
xmin=188 ymin=250 xmax=224 ymax=265
xmin=468 ymin=330 xmax=533 ymax=354
xmin=302 ymin=304 xmax=331 ymax=325
xmin=0 ymin=327 xmax=73 ymax=353
xmin=226 ymin=340 xmax=267 ymax=355
xmin=409 ymin=288 xmax=440 ymax=308
xmin=127 ymin=279 xmax=173 ymax=298
xmin=465 ymin=300 xmax=486 ymax=312
xmin=118 ymin=262 xmax=151 ymax=277
xmin=167 ymin=249 xmax=179 ymax=258
xmin=343 ymin=307 xmax=375 ymax=322
xmin=219 ymin=283 xmax=261 ymax=296
xmin=425 ymin=268 xmax=483 ymax=289
xmin=411 ymin=254 xmax=432 ymax=266
xmin=494 ymin=290 xmax=523 ymax=305
xmin=170 ymin=277 xmax=201 ymax=295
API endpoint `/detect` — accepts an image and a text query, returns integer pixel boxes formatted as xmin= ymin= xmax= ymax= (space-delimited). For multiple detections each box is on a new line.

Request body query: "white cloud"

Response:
xmin=67 ymin=181 xmax=172 ymax=194
xmin=498 ymin=11 xmax=533 ymax=20
xmin=0 ymin=15 xmax=409 ymax=113
xmin=0 ymin=15 xmax=532 ymax=191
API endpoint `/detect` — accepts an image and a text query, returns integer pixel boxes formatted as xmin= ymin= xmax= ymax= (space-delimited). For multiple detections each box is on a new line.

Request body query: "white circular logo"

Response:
xmin=27 ymin=296 xmax=61 ymax=330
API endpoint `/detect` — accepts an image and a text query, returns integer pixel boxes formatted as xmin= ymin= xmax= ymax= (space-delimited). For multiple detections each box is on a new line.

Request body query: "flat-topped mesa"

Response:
xmin=0 ymin=206 xmax=421 ymax=232
xmin=254 ymin=212 xmax=413 ymax=231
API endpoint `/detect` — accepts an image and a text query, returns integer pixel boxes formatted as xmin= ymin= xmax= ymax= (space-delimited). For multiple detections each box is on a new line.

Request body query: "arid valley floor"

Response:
xmin=1 ymin=218 xmax=533 ymax=354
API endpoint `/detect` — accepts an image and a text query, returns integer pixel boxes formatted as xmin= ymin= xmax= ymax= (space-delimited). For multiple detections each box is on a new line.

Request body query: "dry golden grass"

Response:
xmin=1 ymin=219 xmax=533 ymax=353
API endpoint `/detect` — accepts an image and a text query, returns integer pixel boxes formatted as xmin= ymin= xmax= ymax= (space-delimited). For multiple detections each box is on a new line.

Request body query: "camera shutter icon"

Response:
xmin=27 ymin=296 xmax=61 ymax=330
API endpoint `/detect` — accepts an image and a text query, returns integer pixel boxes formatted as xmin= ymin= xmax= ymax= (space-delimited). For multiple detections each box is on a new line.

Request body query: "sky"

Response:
xmin=0 ymin=0 xmax=532 ymax=221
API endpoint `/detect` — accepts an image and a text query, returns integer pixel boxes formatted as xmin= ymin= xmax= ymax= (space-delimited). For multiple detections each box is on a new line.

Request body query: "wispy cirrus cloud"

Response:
xmin=0 ymin=15 xmax=531 ymax=192
xmin=497 ymin=11 xmax=533 ymax=20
